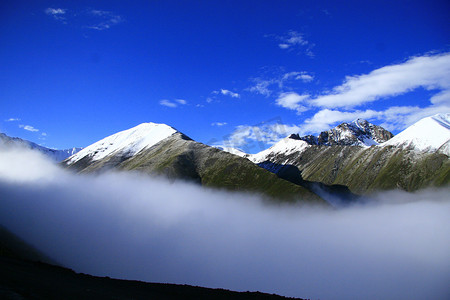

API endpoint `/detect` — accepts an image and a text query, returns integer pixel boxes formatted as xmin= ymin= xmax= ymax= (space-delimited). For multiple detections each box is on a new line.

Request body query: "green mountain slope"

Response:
xmin=257 ymin=143 xmax=449 ymax=195
xmin=65 ymin=133 xmax=324 ymax=204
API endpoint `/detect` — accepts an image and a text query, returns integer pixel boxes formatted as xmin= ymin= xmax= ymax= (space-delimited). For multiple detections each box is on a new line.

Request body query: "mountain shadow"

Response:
xmin=258 ymin=161 xmax=359 ymax=207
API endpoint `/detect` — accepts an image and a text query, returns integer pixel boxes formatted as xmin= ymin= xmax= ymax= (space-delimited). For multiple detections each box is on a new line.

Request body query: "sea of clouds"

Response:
xmin=0 ymin=145 xmax=449 ymax=299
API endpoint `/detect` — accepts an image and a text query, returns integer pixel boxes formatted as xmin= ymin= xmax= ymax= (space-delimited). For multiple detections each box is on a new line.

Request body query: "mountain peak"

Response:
xmin=299 ymin=119 xmax=393 ymax=146
xmin=66 ymin=122 xmax=178 ymax=164
xmin=382 ymin=113 xmax=450 ymax=155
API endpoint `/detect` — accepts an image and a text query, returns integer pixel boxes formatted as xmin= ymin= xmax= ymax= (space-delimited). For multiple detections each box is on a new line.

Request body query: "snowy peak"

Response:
xmin=248 ymin=135 xmax=310 ymax=163
xmin=248 ymin=119 xmax=392 ymax=163
xmin=382 ymin=113 xmax=450 ymax=155
xmin=300 ymin=119 xmax=393 ymax=146
xmin=67 ymin=122 xmax=178 ymax=164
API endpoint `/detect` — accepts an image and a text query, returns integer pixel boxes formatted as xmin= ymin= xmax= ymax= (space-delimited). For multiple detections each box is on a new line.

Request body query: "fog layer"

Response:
xmin=0 ymin=146 xmax=449 ymax=299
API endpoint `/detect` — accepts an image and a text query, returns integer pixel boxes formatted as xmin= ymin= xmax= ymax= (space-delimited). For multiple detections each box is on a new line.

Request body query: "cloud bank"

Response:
xmin=0 ymin=146 xmax=449 ymax=300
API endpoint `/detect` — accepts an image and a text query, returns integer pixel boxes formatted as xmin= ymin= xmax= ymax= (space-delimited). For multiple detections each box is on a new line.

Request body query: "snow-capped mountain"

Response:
xmin=247 ymin=119 xmax=392 ymax=163
xmin=298 ymin=119 xmax=393 ymax=146
xmin=65 ymin=123 xmax=323 ymax=203
xmin=381 ymin=113 xmax=450 ymax=155
xmin=245 ymin=114 xmax=449 ymax=194
xmin=67 ymin=122 xmax=178 ymax=164
xmin=0 ymin=133 xmax=82 ymax=162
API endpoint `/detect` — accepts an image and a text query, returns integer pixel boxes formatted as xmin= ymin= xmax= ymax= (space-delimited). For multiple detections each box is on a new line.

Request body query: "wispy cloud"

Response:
xmin=44 ymin=7 xmax=123 ymax=30
xmin=221 ymin=119 xmax=301 ymax=152
xmin=44 ymin=8 xmax=67 ymax=21
xmin=211 ymin=122 xmax=227 ymax=127
xmin=4 ymin=118 xmax=20 ymax=122
xmin=86 ymin=9 xmax=123 ymax=31
xmin=271 ymin=30 xmax=314 ymax=57
xmin=19 ymin=124 xmax=39 ymax=132
xmin=248 ymin=71 xmax=314 ymax=97
xmin=220 ymin=89 xmax=240 ymax=98
xmin=159 ymin=99 xmax=187 ymax=108
xmin=248 ymin=79 xmax=273 ymax=96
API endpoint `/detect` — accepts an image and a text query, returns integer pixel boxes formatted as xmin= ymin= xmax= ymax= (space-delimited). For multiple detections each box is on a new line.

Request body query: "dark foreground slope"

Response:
xmin=0 ymin=227 xmax=302 ymax=300
xmin=65 ymin=133 xmax=324 ymax=203
xmin=0 ymin=257 xmax=301 ymax=300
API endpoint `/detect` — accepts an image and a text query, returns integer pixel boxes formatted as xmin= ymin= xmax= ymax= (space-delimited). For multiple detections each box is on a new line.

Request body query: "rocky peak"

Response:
xmin=299 ymin=119 xmax=393 ymax=146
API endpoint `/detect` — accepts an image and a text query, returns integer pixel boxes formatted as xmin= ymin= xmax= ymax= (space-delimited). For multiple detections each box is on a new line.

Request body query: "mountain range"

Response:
xmin=246 ymin=114 xmax=449 ymax=194
xmin=0 ymin=133 xmax=82 ymax=162
xmin=2 ymin=113 xmax=449 ymax=203
xmin=63 ymin=123 xmax=325 ymax=203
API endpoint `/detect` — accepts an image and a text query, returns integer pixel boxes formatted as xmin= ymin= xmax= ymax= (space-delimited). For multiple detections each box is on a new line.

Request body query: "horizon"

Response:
xmin=0 ymin=113 xmax=445 ymax=153
xmin=1 ymin=1 xmax=449 ymax=153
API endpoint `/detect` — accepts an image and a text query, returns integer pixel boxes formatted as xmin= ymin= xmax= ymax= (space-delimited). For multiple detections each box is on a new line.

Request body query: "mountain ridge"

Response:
xmin=247 ymin=114 xmax=450 ymax=194
xmin=64 ymin=130 xmax=326 ymax=204
xmin=296 ymin=118 xmax=394 ymax=147
xmin=0 ymin=133 xmax=82 ymax=162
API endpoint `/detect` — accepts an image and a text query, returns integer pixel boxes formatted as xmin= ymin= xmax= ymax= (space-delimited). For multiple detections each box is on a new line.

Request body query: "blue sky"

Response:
xmin=1 ymin=0 xmax=449 ymax=153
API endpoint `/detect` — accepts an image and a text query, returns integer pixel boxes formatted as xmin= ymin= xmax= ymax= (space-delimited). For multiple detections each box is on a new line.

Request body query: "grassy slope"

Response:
xmin=265 ymin=145 xmax=450 ymax=194
xmin=64 ymin=134 xmax=324 ymax=204
xmin=120 ymin=134 xmax=323 ymax=203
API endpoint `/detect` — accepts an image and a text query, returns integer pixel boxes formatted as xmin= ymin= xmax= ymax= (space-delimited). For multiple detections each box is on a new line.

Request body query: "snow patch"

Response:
xmin=215 ymin=146 xmax=247 ymax=157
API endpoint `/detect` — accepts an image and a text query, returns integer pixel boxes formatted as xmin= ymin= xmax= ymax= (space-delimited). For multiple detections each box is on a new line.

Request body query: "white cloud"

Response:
xmin=220 ymin=89 xmax=240 ymax=98
xmin=296 ymin=73 xmax=314 ymax=82
xmin=159 ymin=100 xmax=177 ymax=108
xmin=5 ymin=118 xmax=20 ymax=122
xmin=211 ymin=122 xmax=227 ymax=127
xmin=45 ymin=8 xmax=67 ymax=21
xmin=248 ymin=71 xmax=313 ymax=96
xmin=299 ymin=104 xmax=450 ymax=135
xmin=87 ymin=9 xmax=123 ymax=31
xmin=225 ymin=123 xmax=301 ymax=152
xmin=268 ymin=53 xmax=450 ymax=136
xmin=275 ymin=31 xmax=314 ymax=57
xmin=300 ymin=109 xmax=380 ymax=134
xmin=44 ymin=8 xmax=122 ymax=30
xmin=275 ymin=92 xmax=309 ymax=113
xmin=248 ymin=79 xmax=273 ymax=96
xmin=308 ymin=53 xmax=450 ymax=109
xmin=19 ymin=124 xmax=39 ymax=132
xmin=1 ymin=146 xmax=449 ymax=300
xmin=159 ymin=99 xmax=187 ymax=108
xmin=281 ymin=71 xmax=314 ymax=83
xmin=278 ymin=31 xmax=308 ymax=49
